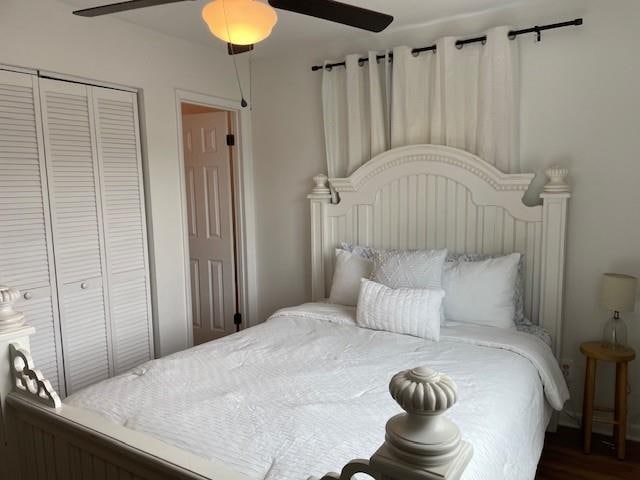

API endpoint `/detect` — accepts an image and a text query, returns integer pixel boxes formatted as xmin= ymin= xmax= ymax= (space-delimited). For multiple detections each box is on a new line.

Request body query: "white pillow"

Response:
xmin=328 ymin=249 xmax=373 ymax=306
xmin=370 ymin=248 xmax=448 ymax=289
xmin=356 ymin=279 xmax=444 ymax=341
xmin=442 ymin=253 xmax=521 ymax=329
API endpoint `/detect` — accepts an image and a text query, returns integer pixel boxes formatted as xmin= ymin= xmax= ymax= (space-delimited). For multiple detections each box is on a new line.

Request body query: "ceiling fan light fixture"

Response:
xmin=202 ymin=0 xmax=278 ymax=46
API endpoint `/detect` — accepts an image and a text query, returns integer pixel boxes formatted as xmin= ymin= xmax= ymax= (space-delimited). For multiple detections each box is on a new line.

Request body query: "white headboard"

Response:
xmin=308 ymin=144 xmax=571 ymax=356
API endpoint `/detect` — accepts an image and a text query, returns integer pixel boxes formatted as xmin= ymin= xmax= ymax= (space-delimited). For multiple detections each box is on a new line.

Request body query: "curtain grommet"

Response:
xmin=326 ymin=66 xmax=332 ymax=72
xmin=455 ymin=42 xmax=463 ymax=50
xmin=411 ymin=50 xmax=419 ymax=57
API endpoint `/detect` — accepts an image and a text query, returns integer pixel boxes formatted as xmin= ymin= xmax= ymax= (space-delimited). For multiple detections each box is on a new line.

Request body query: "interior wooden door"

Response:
xmin=39 ymin=78 xmax=113 ymax=394
xmin=0 ymin=69 xmax=65 ymax=394
xmin=182 ymin=112 xmax=236 ymax=344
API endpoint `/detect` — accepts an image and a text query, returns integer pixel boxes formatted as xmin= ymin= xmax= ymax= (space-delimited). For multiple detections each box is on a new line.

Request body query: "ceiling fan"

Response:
xmin=73 ymin=0 xmax=394 ymax=54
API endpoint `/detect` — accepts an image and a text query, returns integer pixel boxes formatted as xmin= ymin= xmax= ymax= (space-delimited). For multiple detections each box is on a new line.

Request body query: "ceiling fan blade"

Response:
xmin=73 ymin=0 xmax=193 ymax=17
xmin=268 ymin=0 xmax=393 ymax=33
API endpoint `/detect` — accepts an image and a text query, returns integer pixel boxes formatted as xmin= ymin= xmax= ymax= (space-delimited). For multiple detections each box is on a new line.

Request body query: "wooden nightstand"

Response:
xmin=580 ymin=341 xmax=636 ymax=460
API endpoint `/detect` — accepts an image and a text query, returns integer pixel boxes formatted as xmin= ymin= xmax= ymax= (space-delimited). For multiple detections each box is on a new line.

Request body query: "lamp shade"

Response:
xmin=202 ymin=0 xmax=277 ymax=46
xmin=600 ymin=273 xmax=637 ymax=313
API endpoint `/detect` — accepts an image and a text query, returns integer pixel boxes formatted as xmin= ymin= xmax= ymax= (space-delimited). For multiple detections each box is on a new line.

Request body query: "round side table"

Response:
xmin=580 ymin=341 xmax=636 ymax=460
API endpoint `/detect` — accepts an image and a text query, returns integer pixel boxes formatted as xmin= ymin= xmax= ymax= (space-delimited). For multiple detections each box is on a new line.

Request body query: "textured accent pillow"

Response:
xmin=340 ymin=242 xmax=376 ymax=260
xmin=446 ymin=252 xmax=528 ymax=325
xmin=328 ymin=249 xmax=373 ymax=306
xmin=370 ymin=248 xmax=448 ymax=289
xmin=356 ymin=279 xmax=444 ymax=340
xmin=442 ymin=253 xmax=521 ymax=329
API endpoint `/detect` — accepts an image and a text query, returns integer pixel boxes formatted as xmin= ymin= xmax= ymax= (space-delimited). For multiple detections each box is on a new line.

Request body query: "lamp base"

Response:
xmin=601 ymin=313 xmax=628 ymax=350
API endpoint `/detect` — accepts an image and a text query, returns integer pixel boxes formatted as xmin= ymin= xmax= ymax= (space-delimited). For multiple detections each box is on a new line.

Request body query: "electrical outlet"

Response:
xmin=560 ymin=359 xmax=574 ymax=383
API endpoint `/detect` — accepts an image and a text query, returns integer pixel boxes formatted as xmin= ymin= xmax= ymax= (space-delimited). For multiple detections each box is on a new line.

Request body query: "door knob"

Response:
xmin=80 ymin=282 xmax=88 ymax=290
xmin=23 ymin=292 xmax=32 ymax=300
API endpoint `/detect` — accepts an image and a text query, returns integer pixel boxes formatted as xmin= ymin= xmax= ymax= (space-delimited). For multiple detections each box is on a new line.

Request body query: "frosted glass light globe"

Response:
xmin=202 ymin=0 xmax=278 ymax=46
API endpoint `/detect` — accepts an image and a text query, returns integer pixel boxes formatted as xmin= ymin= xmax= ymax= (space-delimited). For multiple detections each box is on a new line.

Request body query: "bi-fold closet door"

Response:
xmin=40 ymin=78 xmax=154 ymax=394
xmin=0 ymin=69 xmax=153 ymax=396
xmin=40 ymin=78 xmax=113 ymax=394
xmin=0 ymin=70 xmax=65 ymax=394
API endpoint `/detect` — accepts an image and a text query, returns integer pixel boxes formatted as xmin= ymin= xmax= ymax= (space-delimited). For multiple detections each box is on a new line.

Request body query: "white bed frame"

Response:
xmin=0 ymin=144 xmax=570 ymax=480
xmin=310 ymin=144 xmax=570 ymax=355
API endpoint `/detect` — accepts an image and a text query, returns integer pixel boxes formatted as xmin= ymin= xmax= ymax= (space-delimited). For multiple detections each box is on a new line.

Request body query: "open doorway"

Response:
xmin=180 ymin=102 xmax=240 ymax=345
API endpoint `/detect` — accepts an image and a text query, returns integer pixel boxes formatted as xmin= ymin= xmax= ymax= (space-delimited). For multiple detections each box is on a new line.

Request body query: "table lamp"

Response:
xmin=600 ymin=273 xmax=637 ymax=349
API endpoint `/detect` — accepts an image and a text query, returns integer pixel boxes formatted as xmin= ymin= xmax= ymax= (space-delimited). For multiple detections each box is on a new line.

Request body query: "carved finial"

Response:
xmin=543 ymin=166 xmax=570 ymax=193
xmin=312 ymin=173 xmax=330 ymax=194
xmin=383 ymin=366 xmax=464 ymax=467
xmin=316 ymin=365 xmax=473 ymax=480
xmin=0 ymin=285 xmax=25 ymax=332
xmin=389 ymin=366 xmax=457 ymax=414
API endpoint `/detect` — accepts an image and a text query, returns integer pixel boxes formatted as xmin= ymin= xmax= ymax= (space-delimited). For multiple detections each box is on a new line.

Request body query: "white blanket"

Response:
xmin=65 ymin=303 xmax=569 ymax=480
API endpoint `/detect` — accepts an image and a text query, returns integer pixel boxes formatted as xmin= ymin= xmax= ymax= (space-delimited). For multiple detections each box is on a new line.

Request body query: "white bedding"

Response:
xmin=65 ymin=303 xmax=569 ymax=480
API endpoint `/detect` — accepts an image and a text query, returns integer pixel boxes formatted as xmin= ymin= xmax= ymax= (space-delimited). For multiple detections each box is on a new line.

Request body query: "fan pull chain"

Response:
xmin=222 ymin=0 xmax=248 ymax=108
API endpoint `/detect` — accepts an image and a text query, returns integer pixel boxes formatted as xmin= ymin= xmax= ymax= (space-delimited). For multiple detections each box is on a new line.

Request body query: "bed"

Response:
xmin=0 ymin=144 xmax=572 ymax=480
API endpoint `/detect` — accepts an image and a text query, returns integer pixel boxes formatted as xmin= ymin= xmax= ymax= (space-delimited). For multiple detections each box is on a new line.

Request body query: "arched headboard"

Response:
xmin=308 ymin=144 xmax=571 ymax=356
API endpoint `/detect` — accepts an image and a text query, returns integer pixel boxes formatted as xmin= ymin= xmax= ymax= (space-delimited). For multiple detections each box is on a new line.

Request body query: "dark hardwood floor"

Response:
xmin=536 ymin=427 xmax=640 ymax=479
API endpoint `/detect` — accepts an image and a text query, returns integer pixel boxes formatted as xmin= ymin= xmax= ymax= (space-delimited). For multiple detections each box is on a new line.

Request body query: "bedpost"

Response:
xmin=308 ymin=174 xmax=332 ymax=301
xmin=539 ymin=167 xmax=571 ymax=358
xmin=0 ymin=285 xmax=35 ymax=472
xmin=313 ymin=366 xmax=473 ymax=480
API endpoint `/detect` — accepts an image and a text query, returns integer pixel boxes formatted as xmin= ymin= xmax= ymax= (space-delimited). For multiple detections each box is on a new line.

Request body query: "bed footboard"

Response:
xmin=6 ymin=367 xmax=472 ymax=480
xmin=313 ymin=366 xmax=473 ymax=480
xmin=1 ymin=286 xmax=472 ymax=480
xmin=5 ymin=394 xmax=215 ymax=480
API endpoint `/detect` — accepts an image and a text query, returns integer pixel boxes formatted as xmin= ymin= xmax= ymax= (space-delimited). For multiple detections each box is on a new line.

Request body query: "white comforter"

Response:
xmin=66 ymin=303 xmax=569 ymax=480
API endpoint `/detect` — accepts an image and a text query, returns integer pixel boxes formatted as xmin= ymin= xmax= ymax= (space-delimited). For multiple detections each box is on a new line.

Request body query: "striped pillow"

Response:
xmin=356 ymin=279 xmax=444 ymax=341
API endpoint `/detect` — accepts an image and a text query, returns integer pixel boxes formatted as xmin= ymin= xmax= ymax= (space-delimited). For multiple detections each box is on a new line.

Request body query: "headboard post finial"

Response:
xmin=0 ymin=286 xmax=25 ymax=332
xmin=543 ymin=166 xmax=570 ymax=194
xmin=311 ymin=173 xmax=331 ymax=196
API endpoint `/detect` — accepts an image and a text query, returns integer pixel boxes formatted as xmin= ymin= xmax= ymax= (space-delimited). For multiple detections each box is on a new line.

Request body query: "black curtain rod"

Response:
xmin=311 ymin=18 xmax=583 ymax=72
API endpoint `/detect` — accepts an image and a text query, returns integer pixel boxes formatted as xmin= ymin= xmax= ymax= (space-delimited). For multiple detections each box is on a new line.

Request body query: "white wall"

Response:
xmin=0 ymin=0 xmax=249 ymax=357
xmin=251 ymin=0 xmax=640 ymax=438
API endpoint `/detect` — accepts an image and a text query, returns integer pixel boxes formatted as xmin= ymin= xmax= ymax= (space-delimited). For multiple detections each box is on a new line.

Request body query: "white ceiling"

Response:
xmin=59 ymin=0 xmax=528 ymax=58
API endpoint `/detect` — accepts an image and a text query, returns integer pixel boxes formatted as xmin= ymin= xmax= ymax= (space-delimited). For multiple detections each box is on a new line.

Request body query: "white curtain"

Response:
xmin=322 ymin=26 xmax=519 ymax=177
xmin=322 ymin=51 xmax=391 ymax=178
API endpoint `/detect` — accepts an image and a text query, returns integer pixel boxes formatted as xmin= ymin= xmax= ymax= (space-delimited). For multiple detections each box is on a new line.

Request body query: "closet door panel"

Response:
xmin=61 ymin=279 xmax=110 ymax=392
xmin=93 ymin=87 xmax=153 ymax=374
xmin=0 ymin=72 xmax=52 ymax=290
xmin=40 ymin=78 xmax=112 ymax=393
xmin=0 ymin=70 xmax=64 ymax=394
xmin=41 ymin=81 xmax=104 ymax=282
xmin=110 ymin=273 xmax=152 ymax=373
xmin=15 ymin=288 xmax=62 ymax=393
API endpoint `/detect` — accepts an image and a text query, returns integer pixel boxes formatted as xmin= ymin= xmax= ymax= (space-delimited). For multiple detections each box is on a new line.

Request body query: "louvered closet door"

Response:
xmin=39 ymin=78 xmax=112 ymax=394
xmin=92 ymin=87 xmax=153 ymax=374
xmin=0 ymin=70 xmax=65 ymax=394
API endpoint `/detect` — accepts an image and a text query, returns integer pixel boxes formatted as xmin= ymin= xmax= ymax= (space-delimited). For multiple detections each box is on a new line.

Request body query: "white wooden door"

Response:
xmin=183 ymin=112 xmax=236 ymax=344
xmin=92 ymin=87 xmax=153 ymax=374
xmin=39 ymin=78 xmax=113 ymax=394
xmin=0 ymin=69 xmax=65 ymax=394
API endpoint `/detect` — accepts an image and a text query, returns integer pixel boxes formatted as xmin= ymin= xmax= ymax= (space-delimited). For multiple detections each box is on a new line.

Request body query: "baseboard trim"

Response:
xmin=559 ymin=410 xmax=640 ymax=442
